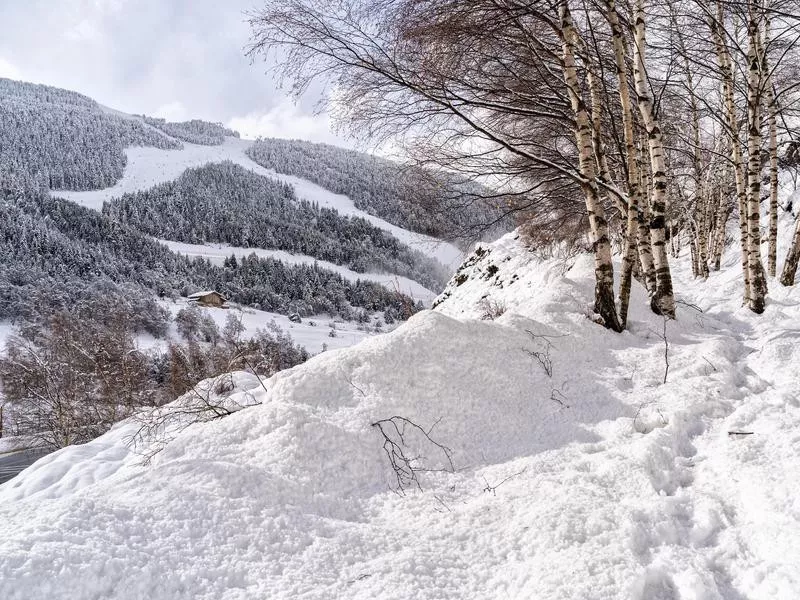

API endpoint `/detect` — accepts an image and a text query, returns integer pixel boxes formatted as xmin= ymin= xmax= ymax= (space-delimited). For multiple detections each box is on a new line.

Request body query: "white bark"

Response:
xmin=745 ymin=0 xmax=767 ymax=313
xmin=632 ymin=0 xmax=675 ymax=318
xmin=559 ymin=0 xmax=622 ymax=331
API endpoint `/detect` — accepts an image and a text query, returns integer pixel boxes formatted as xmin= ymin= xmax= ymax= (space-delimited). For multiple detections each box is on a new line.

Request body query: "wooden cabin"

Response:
xmin=187 ymin=290 xmax=227 ymax=307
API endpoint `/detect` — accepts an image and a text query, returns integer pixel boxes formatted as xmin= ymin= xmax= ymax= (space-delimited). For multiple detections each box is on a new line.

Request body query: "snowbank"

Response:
xmin=2 ymin=224 xmax=800 ymax=599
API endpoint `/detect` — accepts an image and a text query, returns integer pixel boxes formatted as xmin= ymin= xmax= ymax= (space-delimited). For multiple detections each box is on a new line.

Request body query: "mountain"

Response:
xmin=0 ymin=76 xmax=501 ymax=450
xmin=102 ymin=161 xmax=450 ymax=291
xmin=139 ymin=116 xmax=239 ymax=146
xmin=0 ymin=187 xmax=419 ymax=325
xmin=0 ymin=77 xmax=499 ymax=334
xmin=0 ymin=78 xmax=180 ymax=191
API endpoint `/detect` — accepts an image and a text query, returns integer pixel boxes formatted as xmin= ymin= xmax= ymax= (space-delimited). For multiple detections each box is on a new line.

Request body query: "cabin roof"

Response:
xmin=188 ymin=290 xmax=225 ymax=299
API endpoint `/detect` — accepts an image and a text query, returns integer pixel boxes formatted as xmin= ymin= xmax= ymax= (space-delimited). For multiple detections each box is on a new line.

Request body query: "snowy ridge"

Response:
xmin=2 ymin=223 xmax=800 ymax=598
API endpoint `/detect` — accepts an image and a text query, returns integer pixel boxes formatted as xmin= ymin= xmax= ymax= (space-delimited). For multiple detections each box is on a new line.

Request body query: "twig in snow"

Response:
xmin=482 ymin=467 xmax=528 ymax=496
xmin=344 ymin=374 xmax=366 ymax=397
xmin=522 ymin=329 xmax=560 ymax=378
xmin=372 ymin=415 xmax=455 ymax=493
xmin=728 ymin=431 xmax=755 ymax=436
xmin=675 ymin=299 xmax=704 ymax=313
xmin=433 ymin=494 xmax=453 ymax=513
xmin=702 ymin=356 xmax=717 ymax=373
xmin=550 ymin=388 xmax=570 ymax=408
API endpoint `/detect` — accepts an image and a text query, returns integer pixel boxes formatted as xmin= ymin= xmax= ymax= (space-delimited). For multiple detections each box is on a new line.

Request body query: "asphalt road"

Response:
xmin=0 ymin=449 xmax=50 ymax=485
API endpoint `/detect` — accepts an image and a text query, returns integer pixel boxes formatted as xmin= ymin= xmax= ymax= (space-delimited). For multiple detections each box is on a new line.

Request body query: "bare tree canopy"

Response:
xmin=249 ymin=0 xmax=800 ymax=329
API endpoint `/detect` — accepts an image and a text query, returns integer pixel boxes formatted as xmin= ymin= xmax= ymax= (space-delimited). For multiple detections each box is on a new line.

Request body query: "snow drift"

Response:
xmin=1 ymin=230 xmax=800 ymax=599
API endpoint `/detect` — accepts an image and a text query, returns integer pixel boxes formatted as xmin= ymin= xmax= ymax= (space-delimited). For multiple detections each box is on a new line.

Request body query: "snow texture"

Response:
xmin=3 ymin=211 xmax=800 ymax=599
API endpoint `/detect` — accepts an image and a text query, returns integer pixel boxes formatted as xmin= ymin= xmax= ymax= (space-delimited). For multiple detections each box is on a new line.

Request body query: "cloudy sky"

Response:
xmin=0 ymin=0 xmax=347 ymax=145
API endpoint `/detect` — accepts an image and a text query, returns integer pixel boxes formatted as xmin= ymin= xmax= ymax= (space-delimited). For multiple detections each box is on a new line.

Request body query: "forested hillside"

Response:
xmin=0 ymin=78 xmax=180 ymax=191
xmin=103 ymin=161 xmax=449 ymax=290
xmin=246 ymin=138 xmax=512 ymax=241
xmin=0 ymin=186 xmax=420 ymax=323
xmin=140 ymin=116 xmax=240 ymax=145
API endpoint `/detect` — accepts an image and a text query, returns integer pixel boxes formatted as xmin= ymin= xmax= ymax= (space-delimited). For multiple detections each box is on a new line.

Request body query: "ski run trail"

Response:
xmin=55 ymin=133 xmax=463 ymax=276
xmin=2 ymin=203 xmax=799 ymax=599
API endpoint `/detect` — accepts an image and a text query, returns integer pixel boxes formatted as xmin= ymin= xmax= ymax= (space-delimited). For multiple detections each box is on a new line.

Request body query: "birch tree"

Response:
xmin=632 ymin=0 xmax=677 ymax=317
xmin=247 ymin=0 xmax=800 ymax=321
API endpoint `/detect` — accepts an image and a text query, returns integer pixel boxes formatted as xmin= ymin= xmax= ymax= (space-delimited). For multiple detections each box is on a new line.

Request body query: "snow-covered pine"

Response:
xmin=140 ymin=116 xmax=240 ymax=146
xmin=246 ymin=137 xmax=513 ymax=243
xmin=0 ymin=186 xmax=421 ymax=324
xmin=0 ymin=78 xmax=180 ymax=191
xmin=102 ymin=161 xmax=450 ymax=291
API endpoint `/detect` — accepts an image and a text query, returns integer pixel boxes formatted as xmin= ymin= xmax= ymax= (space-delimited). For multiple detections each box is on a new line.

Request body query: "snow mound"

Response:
xmin=2 ymin=234 xmax=800 ymax=599
xmin=434 ymin=231 xmax=624 ymax=329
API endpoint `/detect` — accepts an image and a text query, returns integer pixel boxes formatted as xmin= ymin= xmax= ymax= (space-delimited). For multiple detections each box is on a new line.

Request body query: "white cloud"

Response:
xmin=64 ymin=18 xmax=101 ymax=42
xmin=0 ymin=0 xmax=357 ymax=147
xmin=0 ymin=57 xmax=21 ymax=80
xmin=228 ymin=100 xmax=349 ymax=146
xmin=153 ymin=101 xmax=189 ymax=122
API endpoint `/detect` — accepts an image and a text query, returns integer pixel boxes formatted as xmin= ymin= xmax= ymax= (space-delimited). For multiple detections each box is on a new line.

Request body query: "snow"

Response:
xmin=150 ymin=300 xmax=377 ymax=355
xmin=2 ymin=214 xmax=800 ymax=598
xmin=159 ymin=239 xmax=437 ymax=305
xmin=54 ymin=134 xmax=463 ymax=269
xmin=0 ymin=321 xmax=13 ymax=352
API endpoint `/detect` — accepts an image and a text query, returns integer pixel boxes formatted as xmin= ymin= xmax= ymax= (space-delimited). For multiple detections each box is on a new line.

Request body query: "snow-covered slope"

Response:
xmin=55 ymin=135 xmax=464 ymax=269
xmin=3 ymin=218 xmax=800 ymax=599
xmin=154 ymin=300 xmax=378 ymax=355
xmin=159 ymin=239 xmax=436 ymax=305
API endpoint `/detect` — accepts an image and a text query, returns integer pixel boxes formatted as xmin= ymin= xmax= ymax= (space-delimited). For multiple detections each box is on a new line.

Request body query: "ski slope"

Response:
xmin=158 ymin=239 xmax=437 ymax=305
xmin=3 ymin=211 xmax=800 ymax=598
xmin=54 ymin=135 xmax=464 ymax=269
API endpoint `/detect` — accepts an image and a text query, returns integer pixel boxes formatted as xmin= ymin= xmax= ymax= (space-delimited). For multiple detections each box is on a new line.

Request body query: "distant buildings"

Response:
xmin=187 ymin=291 xmax=227 ymax=307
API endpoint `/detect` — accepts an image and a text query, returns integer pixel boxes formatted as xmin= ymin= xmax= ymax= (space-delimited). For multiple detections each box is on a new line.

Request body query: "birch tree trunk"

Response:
xmin=637 ymin=142 xmax=657 ymax=293
xmin=676 ymin=14 xmax=710 ymax=279
xmin=711 ymin=168 xmax=733 ymax=270
xmin=606 ymin=0 xmax=640 ymax=329
xmin=632 ymin=0 xmax=675 ymax=318
xmin=780 ymin=215 xmax=800 ymax=285
xmin=559 ymin=0 xmax=622 ymax=332
xmin=745 ymin=1 xmax=767 ymax=313
xmin=690 ymin=95 xmax=710 ymax=279
xmin=712 ymin=3 xmax=752 ymax=303
xmin=766 ymin=85 xmax=779 ymax=276
xmin=764 ymin=15 xmax=779 ymax=277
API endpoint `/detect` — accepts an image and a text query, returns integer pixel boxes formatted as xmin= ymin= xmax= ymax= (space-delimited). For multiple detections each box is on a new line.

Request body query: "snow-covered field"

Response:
xmin=3 ymin=212 xmax=800 ymax=598
xmin=153 ymin=299 xmax=379 ymax=355
xmin=158 ymin=239 xmax=437 ymax=305
xmin=55 ymin=135 xmax=464 ymax=269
